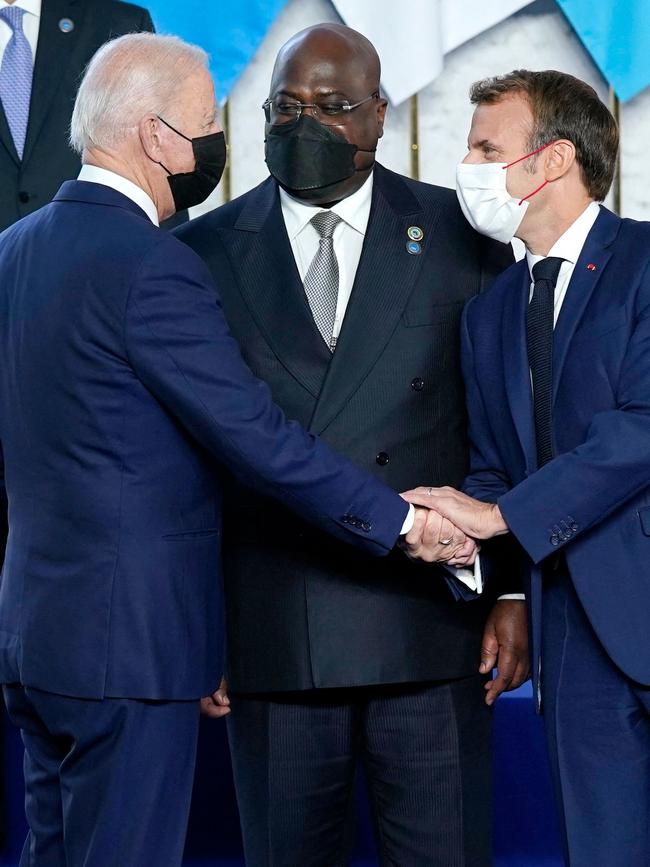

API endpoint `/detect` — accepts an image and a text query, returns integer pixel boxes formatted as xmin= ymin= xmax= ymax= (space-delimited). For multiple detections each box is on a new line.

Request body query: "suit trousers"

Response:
xmin=227 ymin=676 xmax=492 ymax=867
xmin=541 ymin=571 xmax=650 ymax=867
xmin=2 ymin=685 xmax=200 ymax=867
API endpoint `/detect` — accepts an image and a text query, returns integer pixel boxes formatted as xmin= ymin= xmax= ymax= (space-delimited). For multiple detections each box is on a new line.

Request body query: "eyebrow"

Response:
xmin=273 ymin=88 xmax=350 ymax=100
xmin=471 ymin=138 xmax=503 ymax=151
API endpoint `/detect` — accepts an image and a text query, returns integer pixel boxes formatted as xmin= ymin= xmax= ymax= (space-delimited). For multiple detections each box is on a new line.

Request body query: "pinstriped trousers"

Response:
xmin=227 ymin=675 xmax=492 ymax=866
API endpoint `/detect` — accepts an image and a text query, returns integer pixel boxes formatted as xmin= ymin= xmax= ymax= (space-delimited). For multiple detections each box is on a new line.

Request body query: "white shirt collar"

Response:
xmin=77 ymin=165 xmax=160 ymax=226
xmin=0 ymin=0 xmax=41 ymax=18
xmin=279 ymin=171 xmax=374 ymax=241
xmin=526 ymin=200 xmax=601 ymax=278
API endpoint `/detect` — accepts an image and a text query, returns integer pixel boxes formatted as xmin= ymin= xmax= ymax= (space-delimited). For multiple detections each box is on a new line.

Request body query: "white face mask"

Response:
xmin=456 ymin=143 xmax=553 ymax=244
xmin=456 ymin=162 xmax=528 ymax=244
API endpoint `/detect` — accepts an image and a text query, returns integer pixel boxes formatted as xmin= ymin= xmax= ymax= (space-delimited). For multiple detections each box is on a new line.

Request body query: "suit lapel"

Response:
xmin=310 ymin=165 xmax=438 ymax=434
xmin=552 ymin=207 xmax=619 ymax=401
xmin=22 ymin=0 xmax=85 ymax=165
xmin=502 ymin=261 xmax=537 ymax=469
xmin=219 ymin=179 xmax=331 ymax=399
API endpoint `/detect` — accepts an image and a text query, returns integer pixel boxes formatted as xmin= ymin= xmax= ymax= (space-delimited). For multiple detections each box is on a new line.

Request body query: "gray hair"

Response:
xmin=70 ymin=32 xmax=208 ymax=154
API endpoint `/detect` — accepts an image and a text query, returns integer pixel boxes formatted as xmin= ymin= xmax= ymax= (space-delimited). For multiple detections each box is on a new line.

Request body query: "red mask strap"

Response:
xmin=517 ymin=179 xmax=549 ymax=205
xmin=503 ymin=141 xmax=554 ymax=170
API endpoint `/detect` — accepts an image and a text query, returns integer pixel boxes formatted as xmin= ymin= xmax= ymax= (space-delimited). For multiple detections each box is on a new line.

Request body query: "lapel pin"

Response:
xmin=59 ymin=17 xmax=75 ymax=33
xmin=406 ymin=240 xmax=422 ymax=255
xmin=407 ymin=226 xmax=424 ymax=242
xmin=587 ymin=263 xmax=597 ymax=271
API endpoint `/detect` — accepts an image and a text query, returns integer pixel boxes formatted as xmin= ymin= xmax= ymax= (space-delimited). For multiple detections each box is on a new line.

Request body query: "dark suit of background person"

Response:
xmin=177 ymin=139 xmax=517 ymax=867
xmin=0 ymin=175 xmax=411 ymax=866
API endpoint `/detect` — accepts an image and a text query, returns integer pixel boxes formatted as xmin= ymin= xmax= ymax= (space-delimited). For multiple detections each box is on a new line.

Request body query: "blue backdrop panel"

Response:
xmin=1 ymin=684 xmax=563 ymax=866
xmin=145 ymin=0 xmax=288 ymax=102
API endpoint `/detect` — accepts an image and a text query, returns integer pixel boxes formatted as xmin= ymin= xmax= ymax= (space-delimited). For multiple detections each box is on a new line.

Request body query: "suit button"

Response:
xmin=411 ymin=377 xmax=424 ymax=391
xmin=18 ymin=191 xmax=29 ymax=204
xmin=362 ymin=521 xmax=371 ymax=532
xmin=376 ymin=452 xmax=389 ymax=466
xmin=570 ymin=522 xmax=579 ymax=532
xmin=550 ymin=534 xmax=560 ymax=546
xmin=342 ymin=515 xmax=350 ymax=524
xmin=354 ymin=518 xmax=363 ymax=528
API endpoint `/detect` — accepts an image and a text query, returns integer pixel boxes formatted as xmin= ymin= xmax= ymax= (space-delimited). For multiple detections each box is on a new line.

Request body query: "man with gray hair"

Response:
xmin=0 ymin=31 xmax=451 ymax=867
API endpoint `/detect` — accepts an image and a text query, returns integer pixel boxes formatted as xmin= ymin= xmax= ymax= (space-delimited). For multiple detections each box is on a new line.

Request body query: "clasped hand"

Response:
xmin=399 ymin=503 xmax=480 ymax=567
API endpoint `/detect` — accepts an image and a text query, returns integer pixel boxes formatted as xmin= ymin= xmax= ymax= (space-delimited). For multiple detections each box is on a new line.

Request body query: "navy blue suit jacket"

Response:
xmin=0 ymin=181 xmax=407 ymax=700
xmin=462 ymin=206 xmax=650 ymax=687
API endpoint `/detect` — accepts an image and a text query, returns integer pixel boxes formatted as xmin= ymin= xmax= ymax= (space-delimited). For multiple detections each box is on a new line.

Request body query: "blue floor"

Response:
xmin=1 ymin=683 xmax=564 ymax=866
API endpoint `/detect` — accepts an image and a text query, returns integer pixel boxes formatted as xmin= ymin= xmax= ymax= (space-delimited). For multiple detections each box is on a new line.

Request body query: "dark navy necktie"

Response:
xmin=527 ymin=256 xmax=564 ymax=468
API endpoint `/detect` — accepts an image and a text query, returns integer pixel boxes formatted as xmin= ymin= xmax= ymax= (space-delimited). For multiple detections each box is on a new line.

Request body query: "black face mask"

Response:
xmin=264 ymin=114 xmax=375 ymax=194
xmin=157 ymin=116 xmax=226 ymax=211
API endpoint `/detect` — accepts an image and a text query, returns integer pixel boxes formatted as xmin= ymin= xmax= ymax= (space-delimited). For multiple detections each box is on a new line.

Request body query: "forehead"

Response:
xmin=469 ymin=93 xmax=533 ymax=143
xmin=178 ymin=67 xmax=215 ymax=113
xmin=273 ymin=43 xmax=368 ymax=95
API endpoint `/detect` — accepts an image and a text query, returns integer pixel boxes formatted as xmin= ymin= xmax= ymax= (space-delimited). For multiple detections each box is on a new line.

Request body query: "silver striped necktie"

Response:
xmin=303 ymin=210 xmax=342 ymax=352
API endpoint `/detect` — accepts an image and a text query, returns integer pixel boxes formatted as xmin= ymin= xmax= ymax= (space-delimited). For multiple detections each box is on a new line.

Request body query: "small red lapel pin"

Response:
xmin=587 ymin=263 xmax=597 ymax=271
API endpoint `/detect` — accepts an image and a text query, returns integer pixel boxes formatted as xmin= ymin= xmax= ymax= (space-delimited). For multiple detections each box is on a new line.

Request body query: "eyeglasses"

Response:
xmin=262 ymin=92 xmax=379 ymax=125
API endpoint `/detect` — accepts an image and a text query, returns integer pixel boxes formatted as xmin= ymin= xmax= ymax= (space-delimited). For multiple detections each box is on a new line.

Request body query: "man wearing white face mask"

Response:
xmin=402 ymin=69 xmax=650 ymax=867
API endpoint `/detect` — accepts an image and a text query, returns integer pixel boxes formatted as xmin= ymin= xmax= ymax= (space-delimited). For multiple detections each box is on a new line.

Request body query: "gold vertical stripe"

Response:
xmin=609 ymin=86 xmax=621 ymax=215
xmin=222 ymin=99 xmax=232 ymax=204
xmin=409 ymin=93 xmax=420 ymax=180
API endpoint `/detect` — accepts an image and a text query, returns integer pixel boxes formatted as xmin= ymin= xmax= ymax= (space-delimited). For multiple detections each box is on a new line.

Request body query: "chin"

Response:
xmin=278 ymin=180 xmax=350 ymax=206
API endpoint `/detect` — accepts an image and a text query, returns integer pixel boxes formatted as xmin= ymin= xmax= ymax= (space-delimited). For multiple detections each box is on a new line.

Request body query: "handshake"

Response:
xmin=399 ymin=485 xmax=510 ymax=567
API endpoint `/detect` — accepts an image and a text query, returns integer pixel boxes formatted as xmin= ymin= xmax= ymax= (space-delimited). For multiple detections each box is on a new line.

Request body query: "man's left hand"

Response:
xmin=480 ymin=600 xmax=530 ymax=706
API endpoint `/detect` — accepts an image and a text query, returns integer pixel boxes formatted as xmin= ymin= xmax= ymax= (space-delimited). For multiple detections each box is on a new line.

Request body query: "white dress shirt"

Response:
xmin=77 ymin=164 xmax=160 ymax=226
xmin=280 ymin=173 xmax=484 ymax=582
xmin=0 ymin=0 xmax=41 ymax=66
xmin=527 ymin=201 xmax=601 ymax=316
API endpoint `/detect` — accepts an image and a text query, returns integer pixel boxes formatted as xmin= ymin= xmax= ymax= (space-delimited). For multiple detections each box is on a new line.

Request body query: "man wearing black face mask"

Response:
xmin=176 ymin=24 xmax=527 ymax=867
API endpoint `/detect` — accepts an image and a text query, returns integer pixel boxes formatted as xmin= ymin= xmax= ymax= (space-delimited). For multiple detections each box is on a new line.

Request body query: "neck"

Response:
xmin=83 ymin=148 xmax=170 ymax=221
xmin=519 ymin=192 xmax=594 ymax=256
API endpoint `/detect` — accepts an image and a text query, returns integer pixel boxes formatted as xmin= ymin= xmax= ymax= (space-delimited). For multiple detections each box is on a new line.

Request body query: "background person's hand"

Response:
xmin=200 ymin=677 xmax=231 ymax=719
xmin=480 ymin=600 xmax=530 ymax=706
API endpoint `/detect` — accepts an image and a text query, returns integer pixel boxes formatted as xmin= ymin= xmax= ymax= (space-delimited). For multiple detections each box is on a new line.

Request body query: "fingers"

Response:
xmin=446 ymin=537 xmax=478 ymax=568
xmin=479 ymin=623 xmax=499 ymax=674
xmin=484 ymin=647 xmax=518 ymax=706
xmin=200 ymin=678 xmax=231 ymax=719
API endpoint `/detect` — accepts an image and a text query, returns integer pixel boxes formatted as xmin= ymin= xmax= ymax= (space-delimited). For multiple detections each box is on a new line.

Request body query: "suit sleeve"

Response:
xmin=124 ymin=240 xmax=408 ymax=557
xmin=0 ymin=440 xmax=6 ymax=571
xmin=499 ymin=267 xmax=650 ymax=564
xmin=461 ymin=299 xmax=515 ymax=504
xmin=461 ymin=300 xmax=524 ymax=595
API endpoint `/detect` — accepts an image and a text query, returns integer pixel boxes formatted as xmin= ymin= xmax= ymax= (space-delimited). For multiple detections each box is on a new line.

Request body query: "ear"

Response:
xmin=139 ymin=114 xmax=164 ymax=163
xmin=544 ymin=139 xmax=576 ymax=182
xmin=376 ymin=96 xmax=388 ymax=139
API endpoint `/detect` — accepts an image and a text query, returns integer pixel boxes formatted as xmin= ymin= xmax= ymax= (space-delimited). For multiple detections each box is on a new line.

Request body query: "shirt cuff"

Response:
xmin=445 ymin=554 xmax=483 ymax=594
xmin=498 ymin=594 xmax=526 ymax=601
xmin=400 ymin=504 xmax=415 ymax=535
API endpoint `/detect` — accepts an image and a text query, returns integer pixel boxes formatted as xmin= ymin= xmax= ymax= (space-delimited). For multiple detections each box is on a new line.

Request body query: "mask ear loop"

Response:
xmin=503 ymin=141 xmax=555 ymax=206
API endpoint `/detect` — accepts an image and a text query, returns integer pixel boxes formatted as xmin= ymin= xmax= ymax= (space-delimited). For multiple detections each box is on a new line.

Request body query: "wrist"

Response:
xmin=489 ymin=504 xmax=509 ymax=536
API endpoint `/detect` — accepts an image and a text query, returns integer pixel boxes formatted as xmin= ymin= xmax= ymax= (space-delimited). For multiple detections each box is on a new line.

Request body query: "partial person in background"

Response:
xmin=176 ymin=24 xmax=527 ymax=867
xmin=0 ymin=32 xmax=455 ymax=867
xmin=405 ymin=70 xmax=650 ymax=867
